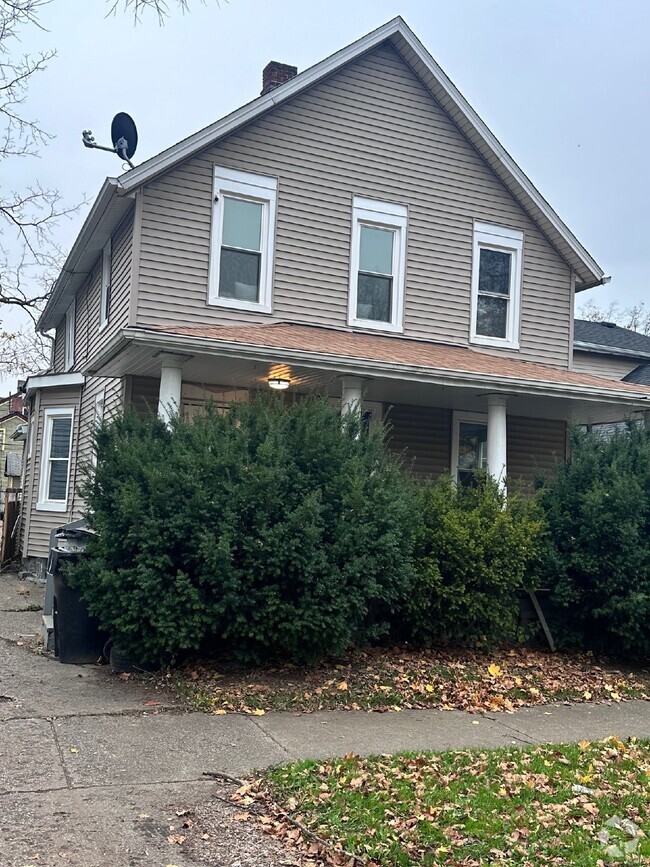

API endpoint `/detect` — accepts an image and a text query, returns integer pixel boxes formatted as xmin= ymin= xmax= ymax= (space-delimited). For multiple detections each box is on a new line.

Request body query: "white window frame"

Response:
xmin=99 ymin=239 xmax=112 ymax=331
xmin=348 ymin=197 xmax=407 ymax=334
xmin=37 ymin=407 xmax=74 ymax=512
xmin=209 ymin=166 xmax=277 ymax=313
xmin=450 ymin=411 xmax=488 ymax=484
xmin=470 ymin=222 xmax=523 ymax=350
xmin=64 ymin=301 xmax=75 ymax=371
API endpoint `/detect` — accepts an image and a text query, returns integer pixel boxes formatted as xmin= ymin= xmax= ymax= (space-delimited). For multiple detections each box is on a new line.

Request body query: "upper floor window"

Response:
xmin=64 ymin=301 xmax=75 ymax=370
xmin=470 ymin=222 xmax=523 ymax=350
xmin=99 ymin=239 xmax=112 ymax=330
xmin=348 ymin=197 xmax=407 ymax=333
xmin=37 ymin=407 xmax=74 ymax=511
xmin=209 ymin=167 xmax=277 ymax=313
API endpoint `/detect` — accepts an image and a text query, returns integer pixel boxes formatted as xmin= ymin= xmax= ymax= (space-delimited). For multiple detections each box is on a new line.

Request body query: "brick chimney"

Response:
xmin=261 ymin=61 xmax=298 ymax=96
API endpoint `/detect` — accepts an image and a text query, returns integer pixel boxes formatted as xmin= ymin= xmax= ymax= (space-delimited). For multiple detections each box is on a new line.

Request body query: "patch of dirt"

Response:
xmin=175 ymin=780 xmax=326 ymax=867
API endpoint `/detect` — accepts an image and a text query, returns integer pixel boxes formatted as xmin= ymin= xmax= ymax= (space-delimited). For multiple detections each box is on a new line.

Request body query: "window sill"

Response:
xmin=470 ymin=334 xmax=520 ymax=351
xmin=209 ymin=296 xmax=272 ymax=314
xmin=348 ymin=317 xmax=404 ymax=335
xmin=36 ymin=501 xmax=68 ymax=512
xmin=98 ymin=319 xmax=109 ymax=332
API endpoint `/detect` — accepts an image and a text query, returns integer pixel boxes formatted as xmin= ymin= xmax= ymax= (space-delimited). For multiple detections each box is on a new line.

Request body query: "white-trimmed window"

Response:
xmin=37 ymin=407 xmax=74 ymax=511
xmin=348 ymin=197 xmax=407 ymax=333
xmin=470 ymin=222 xmax=523 ymax=349
xmin=451 ymin=411 xmax=487 ymax=487
xmin=64 ymin=301 xmax=75 ymax=370
xmin=209 ymin=167 xmax=277 ymax=312
xmin=99 ymin=239 xmax=112 ymax=330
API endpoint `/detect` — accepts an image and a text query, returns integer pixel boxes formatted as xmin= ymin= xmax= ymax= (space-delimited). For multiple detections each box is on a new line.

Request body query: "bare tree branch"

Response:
xmin=578 ymin=299 xmax=650 ymax=336
xmin=107 ymin=0 xmax=223 ymax=26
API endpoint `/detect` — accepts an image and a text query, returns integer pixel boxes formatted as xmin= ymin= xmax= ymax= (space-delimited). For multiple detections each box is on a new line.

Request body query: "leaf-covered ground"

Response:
xmin=148 ymin=647 xmax=650 ymax=716
xmin=254 ymin=738 xmax=650 ymax=865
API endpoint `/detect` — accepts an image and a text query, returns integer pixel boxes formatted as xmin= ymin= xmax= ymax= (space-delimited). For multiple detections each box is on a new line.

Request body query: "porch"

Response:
xmin=90 ymin=322 xmax=650 ymax=487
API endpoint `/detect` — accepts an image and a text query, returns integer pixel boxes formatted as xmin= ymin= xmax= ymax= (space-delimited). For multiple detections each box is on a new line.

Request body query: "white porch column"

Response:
xmin=157 ymin=353 xmax=186 ymax=424
xmin=487 ymin=394 xmax=508 ymax=492
xmin=340 ymin=376 xmax=364 ymax=417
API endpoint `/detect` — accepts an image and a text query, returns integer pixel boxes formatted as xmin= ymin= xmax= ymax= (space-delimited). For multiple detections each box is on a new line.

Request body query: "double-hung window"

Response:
xmin=209 ymin=167 xmax=277 ymax=313
xmin=37 ymin=408 xmax=74 ymax=511
xmin=348 ymin=197 xmax=407 ymax=333
xmin=99 ymin=239 xmax=112 ymax=330
xmin=64 ymin=302 xmax=75 ymax=370
xmin=470 ymin=222 xmax=523 ymax=349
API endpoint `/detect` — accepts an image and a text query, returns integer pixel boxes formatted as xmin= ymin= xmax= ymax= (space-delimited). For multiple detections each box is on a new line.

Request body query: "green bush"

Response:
xmin=402 ymin=476 xmax=545 ymax=645
xmin=68 ymin=395 xmax=420 ymax=664
xmin=537 ymin=424 xmax=650 ymax=659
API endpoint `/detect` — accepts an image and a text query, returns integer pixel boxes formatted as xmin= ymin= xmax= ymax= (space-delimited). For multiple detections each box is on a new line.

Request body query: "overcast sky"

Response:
xmin=4 ymin=0 xmax=649 ymax=392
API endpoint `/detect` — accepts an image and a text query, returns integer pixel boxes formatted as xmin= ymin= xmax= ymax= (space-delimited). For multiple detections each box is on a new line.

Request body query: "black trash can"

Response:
xmin=51 ymin=523 xmax=108 ymax=664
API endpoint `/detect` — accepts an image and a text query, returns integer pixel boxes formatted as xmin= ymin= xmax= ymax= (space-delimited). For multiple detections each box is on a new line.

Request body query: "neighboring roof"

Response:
xmin=39 ymin=18 xmax=605 ymax=332
xmin=624 ymin=364 xmax=650 ymax=385
xmin=574 ymin=319 xmax=650 ymax=359
xmin=135 ymin=322 xmax=650 ymax=402
xmin=0 ymin=411 xmax=27 ymax=426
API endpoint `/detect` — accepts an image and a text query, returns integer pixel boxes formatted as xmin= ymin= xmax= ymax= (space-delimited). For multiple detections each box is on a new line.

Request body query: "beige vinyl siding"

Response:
xmin=385 ymin=404 xmax=451 ymax=478
xmin=71 ymin=375 xmax=124 ymax=518
xmin=53 ymin=327 xmax=65 ymax=372
xmin=51 ymin=209 xmax=134 ymax=373
xmin=137 ymin=43 xmax=572 ymax=368
xmin=507 ymin=417 xmax=566 ymax=485
xmin=22 ymin=386 xmax=81 ymax=560
xmin=572 ymin=350 xmax=640 ymax=381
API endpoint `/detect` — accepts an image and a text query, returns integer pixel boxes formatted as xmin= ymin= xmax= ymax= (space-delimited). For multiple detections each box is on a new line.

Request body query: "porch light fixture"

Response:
xmin=268 ymin=376 xmax=290 ymax=390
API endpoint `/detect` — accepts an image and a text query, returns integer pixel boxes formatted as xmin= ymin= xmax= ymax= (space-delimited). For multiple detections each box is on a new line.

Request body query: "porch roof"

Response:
xmin=141 ymin=322 xmax=650 ymax=404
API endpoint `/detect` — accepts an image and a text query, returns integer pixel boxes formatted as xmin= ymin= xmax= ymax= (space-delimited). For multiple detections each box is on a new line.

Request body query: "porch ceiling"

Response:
xmin=87 ymin=324 xmax=650 ymax=426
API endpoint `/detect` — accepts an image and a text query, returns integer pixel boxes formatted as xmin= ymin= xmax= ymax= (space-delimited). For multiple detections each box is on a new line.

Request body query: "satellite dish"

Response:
xmin=111 ymin=113 xmax=138 ymax=161
xmin=82 ymin=112 xmax=139 ymax=169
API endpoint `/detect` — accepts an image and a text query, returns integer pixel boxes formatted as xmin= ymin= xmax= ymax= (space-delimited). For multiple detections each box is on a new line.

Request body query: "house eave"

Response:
xmin=574 ymin=340 xmax=650 ymax=362
xmin=89 ymin=328 xmax=650 ymax=410
xmin=115 ymin=17 xmax=603 ymax=289
xmin=37 ymin=179 xmax=134 ymax=333
xmin=24 ymin=372 xmax=85 ymax=396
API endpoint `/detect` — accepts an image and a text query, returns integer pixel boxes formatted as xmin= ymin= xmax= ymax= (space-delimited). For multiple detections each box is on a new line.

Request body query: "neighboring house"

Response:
xmin=573 ymin=319 xmax=650 ymax=385
xmin=0 ymin=391 xmax=27 ymax=498
xmin=20 ymin=18 xmax=650 ymax=567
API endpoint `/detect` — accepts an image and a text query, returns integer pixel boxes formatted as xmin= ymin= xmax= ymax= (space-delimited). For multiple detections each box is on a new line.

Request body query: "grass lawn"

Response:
xmin=259 ymin=738 xmax=650 ymax=865
xmin=147 ymin=646 xmax=650 ymax=716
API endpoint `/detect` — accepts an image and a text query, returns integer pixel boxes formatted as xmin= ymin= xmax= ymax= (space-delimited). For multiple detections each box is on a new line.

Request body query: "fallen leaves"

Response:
xmin=259 ymin=738 xmax=650 ymax=866
xmin=155 ymin=645 xmax=650 ymax=717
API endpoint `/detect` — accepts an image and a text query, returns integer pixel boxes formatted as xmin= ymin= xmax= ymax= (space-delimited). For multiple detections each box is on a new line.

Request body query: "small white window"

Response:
xmin=64 ymin=302 xmax=75 ymax=370
xmin=209 ymin=167 xmax=277 ymax=313
xmin=37 ymin=407 xmax=74 ymax=511
xmin=99 ymin=239 xmax=112 ymax=330
xmin=451 ymin=411 xmax=488 ymax=487
xmin=348 ymin=197 xmax=407 ymax=333
xmin=470 ymin=222 xmax=523 ymax=349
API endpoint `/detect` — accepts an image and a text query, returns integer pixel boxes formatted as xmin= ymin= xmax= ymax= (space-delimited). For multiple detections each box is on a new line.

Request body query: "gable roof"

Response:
xmin=574 ymin=319 xmax=650 ymax=359
xmin=38 ymin=17 xmax=605 ymax=332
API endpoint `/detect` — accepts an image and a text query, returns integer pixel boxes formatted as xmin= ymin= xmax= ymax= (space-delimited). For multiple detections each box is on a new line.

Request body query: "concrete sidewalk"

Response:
xmin=2 ymin=571 xmax=650 ymax=866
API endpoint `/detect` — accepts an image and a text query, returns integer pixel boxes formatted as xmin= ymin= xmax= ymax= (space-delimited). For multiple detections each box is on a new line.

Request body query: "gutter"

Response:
xmin=87 ymin=328 xmax=650 ymax=409
xmin=574 ymin=340 xmax=650 ymax=361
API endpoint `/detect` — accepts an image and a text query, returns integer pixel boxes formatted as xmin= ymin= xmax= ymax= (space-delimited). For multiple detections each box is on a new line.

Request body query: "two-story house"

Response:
xmin=20 ymin=18 xmax=650 ymax=566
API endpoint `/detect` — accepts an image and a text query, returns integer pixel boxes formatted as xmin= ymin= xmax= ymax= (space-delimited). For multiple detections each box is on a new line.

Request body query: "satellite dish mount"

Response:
xmin=82 ymin=112 xmax=138 ymax=169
